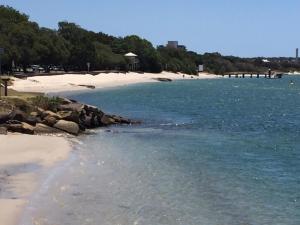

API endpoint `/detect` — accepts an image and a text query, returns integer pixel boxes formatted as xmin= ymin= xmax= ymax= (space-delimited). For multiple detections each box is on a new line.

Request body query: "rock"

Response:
xmin=41 ymin=110 xmax=61 ymax=119
xmin=36 ymin=107 xmax=45 ymax=116
xmin=84 ymin=105 xmax=103 ymax=115
xmin=57 ymin=111 xmax=80 ymax=123
xmin=43 ymin=115 xmax=58 ymax=126
xmin=0 ymin=102 xmax=14 ymax=123
xmin=111 ymin=115 xmax=131 ymax=124
xmin=34 ymin=123 xmax=63 ymax=134
xmin=54 ymin=120 xmax=80 ymax=135
xmin=26 ymin=115 xmax=41 ymax=126
xmin=153 ymin=78 xmax=172 ymax=82
xmin=0 ymin=127 xmax=7 ymax=135
xmin=5 ymin=120 xmax=22 ymax=125
xmin=82 ymin=115 xmax=93 ymax=128
xmin=12 ymin=109 xmax=27 ymax=122
xmin=58 ymin=103 xmax=84 ymax=113
xmin=30 ymin=112 xmax=39 ymax=117
xmin=100 ymin=115 xmax=117 ymax=126
xmin=6 ymin=122 xmax=34 ymax=135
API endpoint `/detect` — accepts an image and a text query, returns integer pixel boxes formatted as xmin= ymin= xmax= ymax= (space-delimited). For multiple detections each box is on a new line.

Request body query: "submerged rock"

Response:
xmin=153 ymin=78 xmax=172 ymax=82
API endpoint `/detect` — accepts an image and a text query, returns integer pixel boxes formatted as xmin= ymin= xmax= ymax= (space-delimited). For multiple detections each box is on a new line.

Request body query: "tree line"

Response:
xmin=0 ymin=6 xmax=299 ymax=75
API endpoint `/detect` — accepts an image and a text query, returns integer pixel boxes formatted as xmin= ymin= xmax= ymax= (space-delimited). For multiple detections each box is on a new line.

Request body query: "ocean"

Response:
xmin=23 ymin=77 xmax=300 ymax=225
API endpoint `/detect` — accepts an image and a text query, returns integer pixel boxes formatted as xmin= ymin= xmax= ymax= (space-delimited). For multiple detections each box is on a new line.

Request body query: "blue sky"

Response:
xmin=1 ymin=0 xmax=299 ymax=57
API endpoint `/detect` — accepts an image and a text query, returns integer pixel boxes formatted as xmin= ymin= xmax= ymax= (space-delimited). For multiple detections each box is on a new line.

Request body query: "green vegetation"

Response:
xmin=0 ymin=5 xmax=299 ymax=75
xmin=29 ymin=96 xmax=63 ymax=111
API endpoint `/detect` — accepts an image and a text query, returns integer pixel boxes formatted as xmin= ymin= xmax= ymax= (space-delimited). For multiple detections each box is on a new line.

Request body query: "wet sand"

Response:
xmin=0 ymin=134 xmax=71 ymax=225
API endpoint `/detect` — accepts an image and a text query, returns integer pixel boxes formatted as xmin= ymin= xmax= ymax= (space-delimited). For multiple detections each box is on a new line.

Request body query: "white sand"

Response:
xmin=0 ymin=134 xmax=71 ymax=225
xmin=11 ymin=71 xmax=219 ymax=93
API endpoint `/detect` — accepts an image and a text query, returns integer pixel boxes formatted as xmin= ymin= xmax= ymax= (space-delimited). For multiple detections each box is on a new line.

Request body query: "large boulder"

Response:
xmin=6 ymin=122 xmax=34 ymax=135
xmin=43 ymin=115 xmax=58 ymax=126
xmin=54 ymin=120 xmax=80 ymax=135
xmin=26 ymin=115 xmax=41 ymax=126
xmin=57 ymin=111 xmax=80 ymax=123
xmin=34 ymin=123 xmax=64 ymax=135
xmin=12 ymin=109 xmax=27 ymax=122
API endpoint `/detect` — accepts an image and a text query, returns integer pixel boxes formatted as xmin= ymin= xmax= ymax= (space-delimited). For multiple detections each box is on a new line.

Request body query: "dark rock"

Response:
xmin=84 ymin=105 xmax=103 ymax=115
xmin=6 ymin=122 xmax=34 ymax=135
xmin=57 ymin=111 xmax=80 ymax=123
xmin=5 ymin=120 xmax=22 ymax=125
xmin=82 ymin=115 xmax=93 ymax=128
xmin=26 ymin=115 xmax=41 ymax=126
xmin=111 ymin=115 xmax=131 ymax=124
xmin=153 ymin=78 xmax=172 ymax=82
xmin=43 ymin=115 xmax=58 ymax=127
xmin=78 ymin=84 xmax=96 ymax=89
xmin=34 ymin=123 xmax=64 ymax=134
xmin=100 ymin=115 xmax=117 ymax=126
xmin=54 ymin=120 xmax=80 ymax=135
xmin=12 ymin=109 xmax=27 ymax=122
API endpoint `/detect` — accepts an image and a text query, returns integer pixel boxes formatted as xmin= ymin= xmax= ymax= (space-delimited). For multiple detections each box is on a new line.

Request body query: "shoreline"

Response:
xmin=0 ymin=134 xmax=72 ymax=225
xmin=1 ymin=71 xmax=218 ymax=225
xmin=10 ymin=71 xmax=220 ymax=93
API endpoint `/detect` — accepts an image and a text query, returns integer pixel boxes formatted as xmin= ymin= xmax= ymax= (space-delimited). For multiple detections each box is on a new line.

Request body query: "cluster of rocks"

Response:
xmin=0 ymin=98 xmax=138 ymax=136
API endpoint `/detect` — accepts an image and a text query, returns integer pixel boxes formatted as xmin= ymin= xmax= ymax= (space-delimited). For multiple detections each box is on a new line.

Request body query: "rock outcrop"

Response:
xmin=0 ymin=96 xmax=140 ymax=136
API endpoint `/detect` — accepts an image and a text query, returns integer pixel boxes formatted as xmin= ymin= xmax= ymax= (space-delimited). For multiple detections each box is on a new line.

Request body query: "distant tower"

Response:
xmin=296 ymin=48 xmax=299 ymax=62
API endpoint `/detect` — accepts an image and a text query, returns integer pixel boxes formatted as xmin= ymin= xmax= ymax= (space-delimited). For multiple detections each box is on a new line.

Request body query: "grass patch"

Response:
xmin=29 ymin=96 xmax=64 ymax=111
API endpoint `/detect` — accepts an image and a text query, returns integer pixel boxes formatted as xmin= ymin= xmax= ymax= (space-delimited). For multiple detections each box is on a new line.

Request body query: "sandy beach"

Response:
xmin=0 ymin=135 xmax=71 ymax=225
xmin=11 ymin=71 xmax=219 ymax=93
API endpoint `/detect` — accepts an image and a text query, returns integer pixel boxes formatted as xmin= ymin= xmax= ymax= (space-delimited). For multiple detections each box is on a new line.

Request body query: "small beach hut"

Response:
xmin=125 ymin=52 xmax=139 ymax=71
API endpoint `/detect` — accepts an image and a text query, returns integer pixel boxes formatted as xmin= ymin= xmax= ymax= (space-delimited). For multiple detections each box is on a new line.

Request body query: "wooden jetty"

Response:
xmin=221 ymin=72 xmax=284 ymax=79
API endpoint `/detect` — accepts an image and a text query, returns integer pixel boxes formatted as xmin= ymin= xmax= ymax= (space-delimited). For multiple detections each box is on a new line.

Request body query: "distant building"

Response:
xmin=296 ymin=48 xmax=299 ymax=62
xmin=166 ymin=41 xmax=186 ymax=50
xmin=167 ymin=41 xmax=178 ymax=49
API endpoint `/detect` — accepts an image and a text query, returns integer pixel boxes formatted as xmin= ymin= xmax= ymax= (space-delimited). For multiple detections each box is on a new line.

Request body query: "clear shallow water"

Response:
xmin=24 ymin=77 xmax=300 ymax=225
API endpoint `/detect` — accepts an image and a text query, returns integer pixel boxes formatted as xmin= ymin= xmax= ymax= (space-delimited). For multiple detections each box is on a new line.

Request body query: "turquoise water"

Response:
xmin=24 ymin=77 xmax=300 ymax=225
